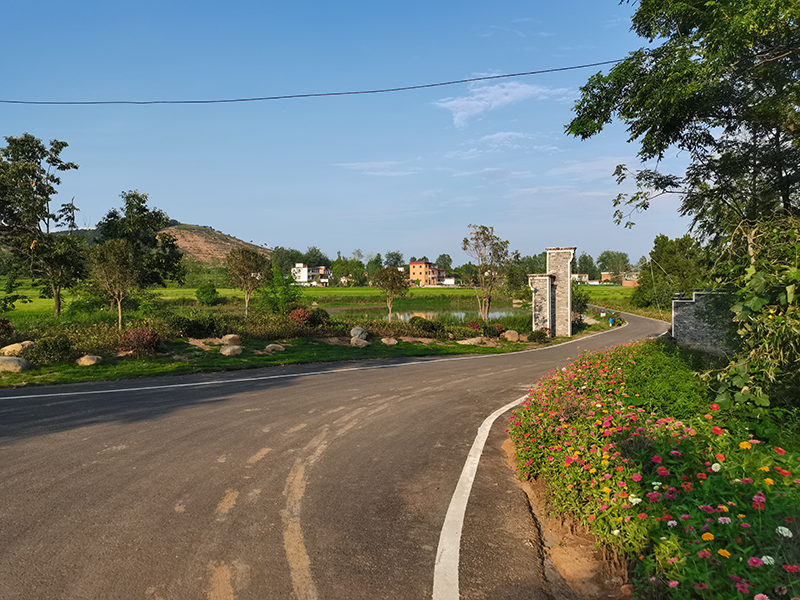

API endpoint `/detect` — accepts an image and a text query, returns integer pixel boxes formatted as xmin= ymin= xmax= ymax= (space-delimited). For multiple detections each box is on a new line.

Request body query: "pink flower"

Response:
xmin=632 ymin=473 xmax=642 ymax=482
xmin=694 ymin=583 xmax=707 ymax=590
xmin=775 ymin=446 xmax=787 ymax=456
xmin=748 ymin=557 xmax=764 ymax=567
xmin=697 ymin=551 xmax=710 ymax=558
xmin=652 ymin=455 xmax=662 ymax=463
xmin=754 ymin=595 xmax=769 ymax=600
xmin=668 ymin=580 xmax=679 ymax=588
xmin=735 ymin=582 xmax=749 ymax=593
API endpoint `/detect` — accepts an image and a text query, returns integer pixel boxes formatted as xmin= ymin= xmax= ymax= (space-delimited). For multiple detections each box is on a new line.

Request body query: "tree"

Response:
xmin=257 ymin=267 xmax=303 ymax=314
xmin=270 ymin=246 xmax=304 ymax=276
xmin=225 ymin=247 xmax=270 ymax=316
xmin=461 ymin=225 xmax=510 ymax=323
xmin=331 ymin=252 xmax=366 ymax=287
xmin=596 ymin=250 xmax=630 ymax=280
xmin=631 ymin=235 xmax=708 ymax=309
xmin=96 ymin=190 xmax=183 ymax=287
xmin=566 ymin=0 xmax=800 ymax=239
xmin=89 ymin=239 xmax=139 ymax=329
xmin=435 ymin=254 xmax=452 ymax=274
xmin=366 ymin=253 xmax=383 ymax=279
xmin=576 ymin=252 xmax=601 ymax=281
xmin=384 ymin=251 xmax=404 ymax=268
xmin=372 ymin=266 xmax=410 ymax=320
xmin=505 ymin=251 xmax=548 ymax=296
xmin=0 ymin=133 xmax=83 ymax=315
xmin=302 ymin=246 xmax=331 ymax=268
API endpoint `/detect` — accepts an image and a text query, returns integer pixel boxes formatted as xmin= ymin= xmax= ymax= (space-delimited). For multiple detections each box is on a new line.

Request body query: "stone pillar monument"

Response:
xmin=528 ymin=247 xmax=576 ymax=337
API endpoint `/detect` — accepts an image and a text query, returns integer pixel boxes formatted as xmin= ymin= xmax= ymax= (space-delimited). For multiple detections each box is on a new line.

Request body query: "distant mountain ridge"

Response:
xmin=160 ymin=223 xmax=271 ymax=264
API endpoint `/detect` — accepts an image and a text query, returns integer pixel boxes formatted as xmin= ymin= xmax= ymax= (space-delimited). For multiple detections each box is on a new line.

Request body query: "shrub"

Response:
xmin=529 ymin=329 xmax=548 ymax=343
xmin=288 ymin=307 xmax=310 ymax=326
xmin=0 ymin=317 xmax=14 ymax=340
xmin=408 ymin=316 xmax=444 ymax=336
xmin=196 ymin=282 xmax=219 ymax=306
xmin=21 ymin=334 xmax=73 ymax=365
xmin=307 ymin=307 xmax=330 ymax=327
xmin=161 ymin=311 xmax=224 ymax=338
xmin=119 ymin=328 xmax=160 ymax=357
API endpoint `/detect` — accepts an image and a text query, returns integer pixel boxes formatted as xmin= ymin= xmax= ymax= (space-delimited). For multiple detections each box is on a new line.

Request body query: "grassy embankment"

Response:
xmin=582 ymin=285 xmax=671 ymax=323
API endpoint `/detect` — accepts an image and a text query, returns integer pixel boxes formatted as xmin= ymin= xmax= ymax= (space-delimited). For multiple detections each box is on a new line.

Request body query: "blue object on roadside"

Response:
xmin=609 ymin=318 xmax=614 ymax=326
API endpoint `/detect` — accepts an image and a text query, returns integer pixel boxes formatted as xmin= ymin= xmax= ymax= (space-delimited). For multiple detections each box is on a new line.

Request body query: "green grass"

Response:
xmin=583 ymin=285 xmax=670 ymax=322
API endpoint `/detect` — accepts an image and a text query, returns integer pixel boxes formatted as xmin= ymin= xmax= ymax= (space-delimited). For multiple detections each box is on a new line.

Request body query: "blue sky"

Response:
xmin=3 ymin=1 xmax=693 ymax=266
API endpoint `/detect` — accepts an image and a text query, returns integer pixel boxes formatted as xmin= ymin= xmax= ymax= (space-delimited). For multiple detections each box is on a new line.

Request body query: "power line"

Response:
xmin=1 ymin=60 xmax=622 ymax=106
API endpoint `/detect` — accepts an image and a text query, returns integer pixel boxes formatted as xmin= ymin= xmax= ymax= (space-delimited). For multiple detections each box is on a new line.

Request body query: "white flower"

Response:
xmin=776 ymin=526 xmax=793 ymax=538
xmin=761 ymin=555 xmax=775 ymax=565
xmin=612 ymin=529 xmax=620 ymax=536
xmin=667 ymin=520 xmax=677 ymax=527
xmin=629 ymin=496 xmax=642 ymax=505
xmin=711 ymin=463 xmax=721 ymax=472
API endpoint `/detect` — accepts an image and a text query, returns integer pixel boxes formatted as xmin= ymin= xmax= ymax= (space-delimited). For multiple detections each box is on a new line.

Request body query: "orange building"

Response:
xmin=409 ymin=262 xmax=446 ymax=286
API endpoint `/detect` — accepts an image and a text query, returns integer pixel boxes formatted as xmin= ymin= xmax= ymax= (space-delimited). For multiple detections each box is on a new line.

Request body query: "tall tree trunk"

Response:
xmin=245 ymin=291 xmax=250 ymax=317
xmin=117 ymin=297 xmax=123 ymax=330
xmin=52 ymin=284 xmax=61 ymax=317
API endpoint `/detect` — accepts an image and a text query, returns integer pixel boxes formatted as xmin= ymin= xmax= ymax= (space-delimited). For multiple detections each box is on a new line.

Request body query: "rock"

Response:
xmin=381 ymin=337 xmax=398 ymax=346
xmin=264 ymin=344 xmax=285 ymax=353
xmin=221 ymin=334 xmax=241 ymax=346
xmin=503 ymin=330 xmax=520 ymax=342
xmin=350 ymin=337 xmax=370 ymax=348
xmin=350 ymin=326 xmax=368 ymax=340
xmin=0 ymin=341 xmax=34 ymax=357
xmin=456 ymin=337 xmax=485 ymax=346
xmin=219 ymin=345 xmax=243 ymax=356
xmin=76 ymin=355 xmax=103 ymax=366
xmin=0 ymin=357 xmax=32 ymax=372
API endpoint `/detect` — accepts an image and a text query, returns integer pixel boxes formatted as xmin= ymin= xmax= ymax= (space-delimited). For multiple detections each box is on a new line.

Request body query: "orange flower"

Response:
xmin=702 ymin=533 xmax=715 ymax=541
xmin=718 ymin=549 xmax=731 ymax=558
xmin=739 ymin=441 xmax=752 ymax=450
xmin=715 ymin=453 xmax=725 ymax=462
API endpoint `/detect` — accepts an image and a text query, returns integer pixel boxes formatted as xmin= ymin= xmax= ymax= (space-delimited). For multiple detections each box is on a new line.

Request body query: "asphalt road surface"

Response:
xmin=0 ymin=314 xmax=667 ymax=600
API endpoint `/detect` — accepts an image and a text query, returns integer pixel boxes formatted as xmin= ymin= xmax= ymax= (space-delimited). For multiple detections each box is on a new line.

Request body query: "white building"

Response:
xmin=291 ymin=263 xmax=331 ymax=287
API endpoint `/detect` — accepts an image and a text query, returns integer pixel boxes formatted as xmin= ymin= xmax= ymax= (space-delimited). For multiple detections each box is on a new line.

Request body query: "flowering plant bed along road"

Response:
xmin=507 ymin=340 xmax=799 ymax=599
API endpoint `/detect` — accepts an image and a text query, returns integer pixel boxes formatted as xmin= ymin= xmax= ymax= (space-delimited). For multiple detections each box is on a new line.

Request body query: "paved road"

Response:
xmin=0 ymin=315 xmax=667 ymax=600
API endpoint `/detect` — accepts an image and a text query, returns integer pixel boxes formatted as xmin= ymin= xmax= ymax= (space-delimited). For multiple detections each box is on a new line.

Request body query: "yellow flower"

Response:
xmin=603 ymin=487 xmax=612 ymax=494
xmin=601 ymin=460 xmax=609 ymax=466
xmin=603 ymin=454 xmax=610 ymax=459
xmin=739 ymin=441 xmax=752 ymax=450
xmin=765 ymin=478 xmax=774 ymax=485
xmin=602 ymin=410 xmax=608 ymax=413
xmin=718 ymin=505 xmax=729 ymax=512
xmin=759 ymin=466 xmax=771 ymax=472
xmin=589 ymin=468 xmax=597 ymax=474
xmin=737 ymin=514 xmax=746 ymax=518
xmin=702 ymin=533 xmax=715 ymax=541
xmin=718 ymin=549 xmax=731 ymax=558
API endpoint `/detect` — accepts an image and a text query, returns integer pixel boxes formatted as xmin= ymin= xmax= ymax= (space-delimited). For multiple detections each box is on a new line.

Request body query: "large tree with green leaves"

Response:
xmin=372 ymin=266 xmax=409 ymax=320
xmin=89 ymin=239 xmax=139 ymax=329
xmin=225 ymin=247 xmax=270 ymax=316
xmin=0 ymin=133 xmax=84 ymax=315
xmin=567 ymin=0 xmax=800 ymax=241
xmin=631 ymin=234 xmax=708 ymax=309
xmin=96 ymin=190 xmax=184 ymax=288
xmin=462 ymin=225 xmax=510 ymax=323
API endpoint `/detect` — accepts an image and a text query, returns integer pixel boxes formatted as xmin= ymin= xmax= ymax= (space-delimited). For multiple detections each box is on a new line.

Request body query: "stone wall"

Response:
xmin=547 ymin=247 xmax=576 ymax=337
xmin=672 ymin=291 xmax=734 ymax=357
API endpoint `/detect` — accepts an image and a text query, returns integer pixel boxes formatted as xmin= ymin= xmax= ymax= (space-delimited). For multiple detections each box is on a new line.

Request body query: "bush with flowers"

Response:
xmin=508 ymin=339 xmax=799 ymax=599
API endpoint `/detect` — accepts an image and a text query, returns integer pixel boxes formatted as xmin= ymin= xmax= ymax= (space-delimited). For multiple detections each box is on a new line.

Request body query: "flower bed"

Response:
xmin=508 ymin=340 xmax=799 ymax=599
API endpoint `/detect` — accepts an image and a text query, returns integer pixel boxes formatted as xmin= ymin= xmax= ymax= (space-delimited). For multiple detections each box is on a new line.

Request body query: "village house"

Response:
xmin=408 ymin=261 xmax=446 ymax=286
xmin=291 ymin=263 xmax=331 ymax=287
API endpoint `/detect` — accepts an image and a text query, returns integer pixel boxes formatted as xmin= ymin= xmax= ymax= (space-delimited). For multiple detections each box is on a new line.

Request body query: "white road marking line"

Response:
xmin=432 ymin=394 xmax=527 ymax=600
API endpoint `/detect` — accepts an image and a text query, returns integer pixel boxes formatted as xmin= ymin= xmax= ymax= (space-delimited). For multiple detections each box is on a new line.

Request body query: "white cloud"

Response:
xmin=435 ymin=81 xmax=572 ymax=127
xmin=453 ymin=168 xmax=532 ymax=181
xmin=444 ymin=148 xmax=482 ymax=160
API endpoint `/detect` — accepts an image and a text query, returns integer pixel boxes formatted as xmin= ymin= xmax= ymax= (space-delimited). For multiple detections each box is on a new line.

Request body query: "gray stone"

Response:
xmin=0 ymin=357 xmax=32 ymax=372
xmin=76 ymin=355 xmax=103 ymax=366
xmin=264 ymin=344 xmax=285 ymax=353
xmin=220 ymin=345 xmax=243 ymax=356
xmin=381 ymin=337 xmax=398 ymax=346
xmin=456 ymin=337 xmax=484 ymax=346
xmin=503 ymin=330 xmax=520 ymax=342
xmin=0 ymin=341 xmax=34 ymax=357
xmin=350 ymin=337 xmax=370 ymax=348
xmin=221 ymin=334 xmax=242 ymax=346
xmin=350 ymin=327 xmax=368 ymax=340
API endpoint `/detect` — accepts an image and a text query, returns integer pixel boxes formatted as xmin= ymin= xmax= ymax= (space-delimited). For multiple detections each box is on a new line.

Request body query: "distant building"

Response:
xmin=409 ymin=261 xmax=446 ymax=286
xmin=291 ymin=263 xmax=331 ymax=287
xmin=571 ymin=273 xmax=590 ymax=283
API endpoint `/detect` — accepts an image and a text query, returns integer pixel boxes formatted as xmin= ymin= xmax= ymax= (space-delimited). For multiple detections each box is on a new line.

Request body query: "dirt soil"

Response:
xmin=502 ymin=439 xmax=633 ymax=600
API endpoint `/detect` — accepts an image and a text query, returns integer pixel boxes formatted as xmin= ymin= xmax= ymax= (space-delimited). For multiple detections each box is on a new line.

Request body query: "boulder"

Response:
xmin=350 ymin=337 xmax=370 ymax=348
xmin=221 ymin=334 xmax=241 ymax=346
xmin=350 ymin=326 xmax=368 ymax=341
xmin=264 ymin=344 xmax=285 ymax=353
xmin=76 ymin=355 xmax=103 ymax=366
xmin=381 ymin=337 xmax=398 ymax=346
xmin=220 ymin=345 xmax=243 ymax=357
xmin=456 ymin=337 xmax=485 ymax=346
xmin=0 ymin=357 xmax=32 ymax=372
xmin=503 ymin=330 xmax=520 ymax=342
xmin=0 ymin=341 xmax=34 ymax=357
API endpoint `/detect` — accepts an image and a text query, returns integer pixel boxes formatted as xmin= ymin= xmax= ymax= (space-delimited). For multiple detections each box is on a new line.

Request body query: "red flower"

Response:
xmin=697 ymin=473 xmax=707 ymax=480
xmin=652 ymin=456 xmax=662 ymax=463
xmin=657 ymin=466 xmax=669 ymax=476
xmin=782 ymin=565 xmax=798 ymax=573
xmin=638 ymin=513 xmax=648 ymax=520
xmin=712 ymin=426 xmax=724 ymax=435
xmin=715 ymin=453 xmax=725 ymax=462
xmin=710 ymin=403 xmax=720 ymax=410
xmin=775 ymin=446 xmax=787 ymax=456
xmin=587 ymin=515 xmax=596 ymax=522
xmin=752 ymin=501 xmax=765 ymax=510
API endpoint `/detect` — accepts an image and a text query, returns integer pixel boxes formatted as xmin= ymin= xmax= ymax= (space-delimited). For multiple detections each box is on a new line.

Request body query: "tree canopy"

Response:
xmin=462 ymin=225 xmax=509 ymax=323
xmin=225 ymin=247 xmax=270 ymax=316
xmin=372 ymin=266 xmax=409 ymax=320
xmin=566 ymin=0 xmax=800 ymax=238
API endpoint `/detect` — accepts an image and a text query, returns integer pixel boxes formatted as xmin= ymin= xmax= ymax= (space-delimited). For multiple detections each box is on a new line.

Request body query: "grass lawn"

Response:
xmin=583 ymin=285 xmax=671 ymax=323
